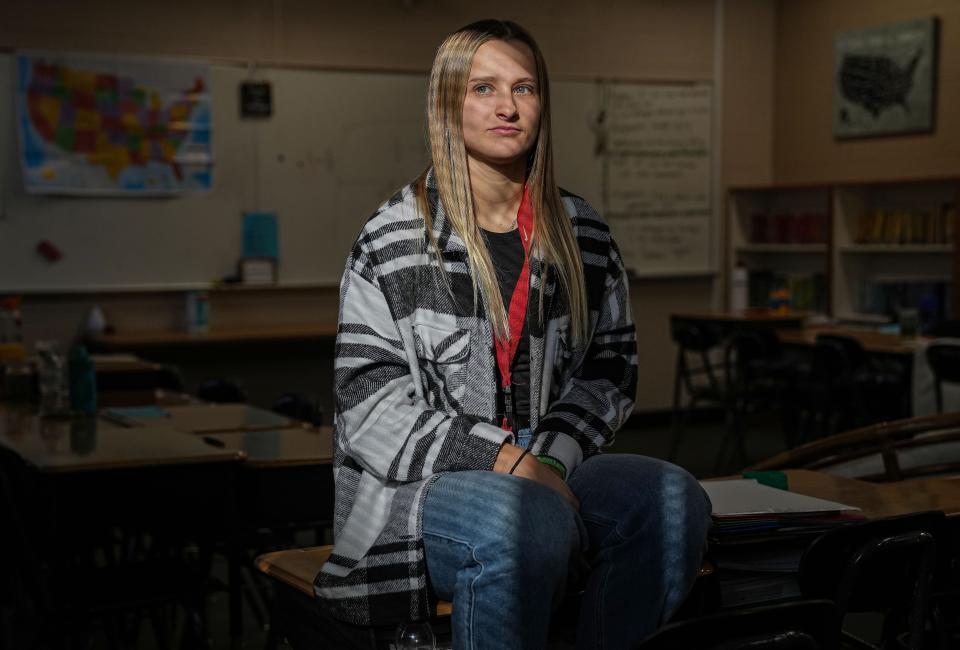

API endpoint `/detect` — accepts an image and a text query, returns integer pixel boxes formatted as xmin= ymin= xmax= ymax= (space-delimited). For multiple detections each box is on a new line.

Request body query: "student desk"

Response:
xmin=86 ymin=323 xmax=339 ymax=349
xmin=776 ymin=327 xmax=939 ymax=419
xmin=0 ymin=409 xmax=243 ymax=646
xmin=672 ymin=310 xmax=807 ymax=327
xmin=254 ymin=469 xmax=960 ymax=649
xmin=92 ymin=353 xmax=189 ymax=407
xmin=775 ymin=469 xmax=960 ymax=519
xmin=202 ymin=426 xmax=335 ymax=532
xmin=202 ymin=426 xmax=334 ymax=466
xmin=107 ymin=402 xmax=295 ymax=432
xmin=93 ymin=353 xmax=165 ymax=374
xmin=82 ymin=400 xmax=334 ymax=536
xmin=775 ymin=327 xmax=920 ymax=357
xmin=777 ymin=331 xmax=960 ymax=416
xmin=0 ymin=408 xmax=241 ymax=472
xmin=670 ymin=310 xmax=805 ymax=342
xmin=87 ymin=324 xmax=339 ymax=422
xmin=255 ymin=546 xmax=453 ymax=650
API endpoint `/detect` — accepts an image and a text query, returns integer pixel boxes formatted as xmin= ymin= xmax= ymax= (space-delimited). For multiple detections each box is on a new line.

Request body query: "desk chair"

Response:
xmin=795 ymin=335 xmax=906 ymax=443
xmin=196 ymin=377 xmax=248 ymax=403
xmin=256 ymin=547 xmax=718 ymax=650
xmin=255 ymin=546 xmax=452 ymax=650
xmin=746 ymin=411 xmax=960 ymax=482
xmin=798 ymin=511 xmax=946 ymax=650
xmin=928 ymin=320 xmax=960 ymax=338
xmin=0 ymin=447 xmax=212 ymax=650
xmin=669 ymin=321 xmax=726 ymax=463
xmin=272 ymin=392 xmax=324 ymax=426
xmin=96 ymin=363 xmax=184 ymax=392
xmin=717 ymin=329 xmax=798 ymax=473
xmin=634 ymin=599 xmax=840 ymax=650
xmin=925 ymin=342 xmax=960 ymax=414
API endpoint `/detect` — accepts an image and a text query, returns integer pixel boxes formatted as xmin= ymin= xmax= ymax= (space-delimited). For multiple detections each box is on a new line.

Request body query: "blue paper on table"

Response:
xmin=242 ymin=211 xmax=279 ymax=260
xmin=106 ymin=405 xmax=170 ymax=419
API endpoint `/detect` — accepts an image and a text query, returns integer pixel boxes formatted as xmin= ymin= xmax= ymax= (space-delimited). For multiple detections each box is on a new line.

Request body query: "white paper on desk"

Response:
xmin=700 ymin=479 xmax=861 ymax=518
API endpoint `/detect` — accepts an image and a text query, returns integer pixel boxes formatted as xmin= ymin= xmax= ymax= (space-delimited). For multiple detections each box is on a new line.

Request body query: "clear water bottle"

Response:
xmin=394 ymin=620 xmax=435 ymax=650
xmin=36 ymin=340 xmax=70 ymax=417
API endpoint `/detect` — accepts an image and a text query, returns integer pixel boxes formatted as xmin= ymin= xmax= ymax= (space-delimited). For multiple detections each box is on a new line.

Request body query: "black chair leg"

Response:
xmin=714 ymin=401 xmax=745 ymax=475
xmin=263 ymin=597 xmax=283 ymax=650
xmin=149 ymin=607 xmax=171 ymax=650
xmin=668 ymin=350 xmax=686 ymax=462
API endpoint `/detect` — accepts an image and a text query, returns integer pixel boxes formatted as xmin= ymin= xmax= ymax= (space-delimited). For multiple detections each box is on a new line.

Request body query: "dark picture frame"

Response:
xmin=833 ymin=16 xmax=939 ymax=139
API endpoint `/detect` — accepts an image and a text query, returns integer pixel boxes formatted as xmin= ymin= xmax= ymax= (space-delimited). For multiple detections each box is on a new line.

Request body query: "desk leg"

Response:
xmin=228 ymin=537 xmax=243 ymax=649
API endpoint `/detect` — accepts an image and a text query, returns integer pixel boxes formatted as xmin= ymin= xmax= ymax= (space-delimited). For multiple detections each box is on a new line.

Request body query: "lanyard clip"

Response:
xmin=501 ymin=383 xmax=514 ymax=432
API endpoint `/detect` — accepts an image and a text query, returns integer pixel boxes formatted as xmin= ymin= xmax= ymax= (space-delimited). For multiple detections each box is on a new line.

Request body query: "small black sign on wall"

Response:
xmin=240 ymin=81 xmax=272 ymax=118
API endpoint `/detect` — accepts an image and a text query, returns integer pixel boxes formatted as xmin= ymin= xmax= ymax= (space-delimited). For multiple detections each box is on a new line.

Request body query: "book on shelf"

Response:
xmin=854 ymin=203 xmax=956 ymax=245
xmin=750 ymin=212 xmax=828 ymax=245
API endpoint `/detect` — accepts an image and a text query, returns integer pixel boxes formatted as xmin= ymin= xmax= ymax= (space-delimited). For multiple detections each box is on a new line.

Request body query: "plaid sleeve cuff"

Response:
xmin=533 ymin=432 xmax=583 ymax=480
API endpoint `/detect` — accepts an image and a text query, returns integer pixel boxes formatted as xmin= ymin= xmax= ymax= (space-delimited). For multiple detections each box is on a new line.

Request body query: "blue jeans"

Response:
xmin=422 ymin=453 xmax=712 ymax=650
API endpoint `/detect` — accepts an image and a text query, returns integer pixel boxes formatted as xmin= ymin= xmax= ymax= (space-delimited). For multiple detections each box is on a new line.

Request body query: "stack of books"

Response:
xmin=700 ymin=478 xmax=864 ymax=607
xmin=703 ymin=478 xmax=864 ymax=540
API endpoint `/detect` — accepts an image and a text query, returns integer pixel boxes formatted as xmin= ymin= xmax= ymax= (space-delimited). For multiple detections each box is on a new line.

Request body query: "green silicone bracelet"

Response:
xmin=536 ymin=455 xmax=567 ymax=480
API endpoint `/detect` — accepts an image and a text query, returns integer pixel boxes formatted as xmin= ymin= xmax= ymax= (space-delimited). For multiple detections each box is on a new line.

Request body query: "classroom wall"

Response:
xmin=773 ymin=0 xmax=960 ymax=183
xmin=0 ymin=0 xmax=716 ymax=79
xmin=0 ymin=0 xmax=782 ymax=412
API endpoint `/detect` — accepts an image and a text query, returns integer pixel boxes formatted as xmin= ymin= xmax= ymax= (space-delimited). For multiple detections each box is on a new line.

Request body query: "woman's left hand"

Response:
xmin=494 ymin=443 xmax=579 ymax=510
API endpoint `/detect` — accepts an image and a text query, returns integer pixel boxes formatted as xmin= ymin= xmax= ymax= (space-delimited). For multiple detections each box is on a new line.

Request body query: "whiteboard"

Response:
xmin=601 ymin=83 xmax=714 ymax=277
xmin=0 ymin=52 xmax=712 ymax=292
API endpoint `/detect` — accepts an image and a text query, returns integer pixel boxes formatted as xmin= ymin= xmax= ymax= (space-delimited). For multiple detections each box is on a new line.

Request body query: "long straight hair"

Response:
xmin=415 ymin=19 xmax=588 ymax=344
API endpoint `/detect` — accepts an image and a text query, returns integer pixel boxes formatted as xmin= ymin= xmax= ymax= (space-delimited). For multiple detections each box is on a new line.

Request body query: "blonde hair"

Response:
xmin=415 ymin=19 xmax=588 ymax=344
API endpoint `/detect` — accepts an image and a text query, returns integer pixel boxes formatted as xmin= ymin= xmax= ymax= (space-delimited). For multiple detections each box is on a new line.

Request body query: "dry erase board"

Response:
xmin=601 ymin=83 xmax=714 ymax=278
xmin=0 ymin=52 xmax=712 ymax=292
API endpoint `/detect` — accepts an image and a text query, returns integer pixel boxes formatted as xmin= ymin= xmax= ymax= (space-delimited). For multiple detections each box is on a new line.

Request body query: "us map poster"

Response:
xmin=16 ymin=52 xmax=213 ymax=194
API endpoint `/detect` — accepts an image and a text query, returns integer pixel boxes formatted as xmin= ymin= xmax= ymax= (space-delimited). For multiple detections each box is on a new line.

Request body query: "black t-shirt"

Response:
xmin=481 ymin=228 xmax=531 ymax=430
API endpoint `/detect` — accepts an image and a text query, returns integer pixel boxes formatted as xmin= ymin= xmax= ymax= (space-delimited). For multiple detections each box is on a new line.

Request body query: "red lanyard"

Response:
xmin=494 ymin=185 xmax=534 ymax=432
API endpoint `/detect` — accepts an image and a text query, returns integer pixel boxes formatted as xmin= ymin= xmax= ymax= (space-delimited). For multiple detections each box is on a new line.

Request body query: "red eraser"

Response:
xmin=36 ymin=240 xmax=63 ymax=262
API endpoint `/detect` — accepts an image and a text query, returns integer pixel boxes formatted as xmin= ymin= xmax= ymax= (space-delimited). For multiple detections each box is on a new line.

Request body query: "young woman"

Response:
xmin=316 ymin=19 xmax=712 ymax=650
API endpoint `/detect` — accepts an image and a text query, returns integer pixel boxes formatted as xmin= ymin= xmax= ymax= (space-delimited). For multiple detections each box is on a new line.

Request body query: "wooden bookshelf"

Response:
xmin=727 ymin=177 xmax=960 ymax=322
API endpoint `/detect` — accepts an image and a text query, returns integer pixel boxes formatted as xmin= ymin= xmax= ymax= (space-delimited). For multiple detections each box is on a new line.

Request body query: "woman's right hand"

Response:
xmin=494 ymin=443 xmax=579 ymax=511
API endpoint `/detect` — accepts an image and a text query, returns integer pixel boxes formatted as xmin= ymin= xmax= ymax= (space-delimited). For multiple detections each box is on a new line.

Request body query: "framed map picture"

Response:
xmin=16 ymin=52 xmax=213 ymax=194
xmin=833 ymin=16 xmax=939 ymax=139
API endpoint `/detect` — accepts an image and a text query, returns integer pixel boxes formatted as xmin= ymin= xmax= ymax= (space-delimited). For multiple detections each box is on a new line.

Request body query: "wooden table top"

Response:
xmin=0 ymin=413 xmax=239 ymax=473
xmin=255 ymin=545 xmax=453 ymax=616
xmin=201 ymin=426 xmax=334 ymax=467
xmin=672 ymin=310 xmax=806 ymax=324
xmin=91 ymin=353 xmax=164 ymax=374
xmin=86 ymin=323 xmax=338 ymax=348
xmin=104 ymin=403 xmax=294 ymax=433
xmin=98 ymin=389 xmax=199 ymax=409
xmin=780 ymin=469 xmax=960 ymax=519
xmin=776 ymin=327 xmax=922 ymax=356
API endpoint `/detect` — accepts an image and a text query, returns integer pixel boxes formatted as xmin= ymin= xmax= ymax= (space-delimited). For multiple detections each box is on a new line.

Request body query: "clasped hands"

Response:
xmin=493 ymin=443 xmax=579 ymax=511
